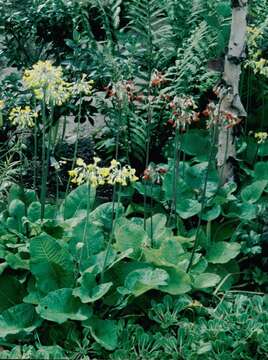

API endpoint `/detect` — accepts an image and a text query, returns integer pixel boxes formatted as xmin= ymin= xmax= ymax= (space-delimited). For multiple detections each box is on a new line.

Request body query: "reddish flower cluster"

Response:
xmin=166 ymin=96 xmax=198 ymax=130
xmin=143 ymin=164 xmax=168 ymax=184
xmin=104 ymin=80 xmax=144 ymax=103
xmin=150 ymin=70 xmax=167 ymax=87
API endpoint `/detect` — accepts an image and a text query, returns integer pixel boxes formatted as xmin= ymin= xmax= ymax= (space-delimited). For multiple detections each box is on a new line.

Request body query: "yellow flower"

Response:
xmin=23 ymin=60 xmax=71 ymax=106
xmin=255 ymin=132 xmax=268 ymax=144
xmin=68 ymin=170 xmax=76 ymax=177
xmin=9 ymin=106 xmax=38 ymax=128
xmin=99 ymin=167 xmax=110 ymax=178
xmin=110 ymin=159 xmax=119 ymax=168
xmin=71 ymin=74 xmax=94 ymax=96
xmin=76 ymin=158 xmax=86 ymax=166
xmin=0 ymin=100 xmax=4 ymax=111
xmin=68 ymin=158 xmax=138 ymax=188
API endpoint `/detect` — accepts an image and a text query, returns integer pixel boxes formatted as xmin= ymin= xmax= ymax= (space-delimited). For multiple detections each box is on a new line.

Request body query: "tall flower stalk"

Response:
xmin=68 ymin=158 xmax=138 ymax=278
xmin=22 ymin=61 xmax=93 ymax=220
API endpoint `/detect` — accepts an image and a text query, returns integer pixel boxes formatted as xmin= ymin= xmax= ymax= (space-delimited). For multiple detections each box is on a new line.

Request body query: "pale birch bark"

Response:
xmin=216 ymin=0 xmax=248 ymax=184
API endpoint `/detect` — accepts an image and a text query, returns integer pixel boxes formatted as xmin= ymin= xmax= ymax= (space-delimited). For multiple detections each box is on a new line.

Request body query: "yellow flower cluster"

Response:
xmin=9 ymin=106 xmax=38 ymax=128
xmin=71 ymin=74 xmax=94 ymax=96
xmin=0 ymin=100 xmax=4 ymax=111
xmin=23 ymin=61 xmax=93 ymax=106
xmin=246 ymin=27 xmax=268 ymax=77
xmin=23 ymin=60 xmax=71 ymax=106
xmin=69 ymin=158 xmax=138 ymax=187
xmin=255 ymin=132 xmax=268 ymax=144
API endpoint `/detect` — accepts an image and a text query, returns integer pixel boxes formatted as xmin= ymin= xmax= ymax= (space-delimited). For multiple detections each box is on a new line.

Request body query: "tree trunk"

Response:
xmin=216 ymin=0 xmax=248 ymax=184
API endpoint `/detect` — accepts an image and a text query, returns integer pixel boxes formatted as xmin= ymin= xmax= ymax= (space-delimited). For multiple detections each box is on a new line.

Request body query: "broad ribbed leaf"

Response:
xmin=0 ymin=275 xmax=25 ymax=312
xmin=241 ymin=180 xmax=267 ymax=204
xmin=73 ymin=270 xmax=112 ymax=303
xmin=30 ymin=234 xmax=74 ymax=293
xmin=115 ymin=220 xmax=150 ymax=259
xmin=61 ymin=184 xmax=96 ymax=219
xmin=69 ymin=219 xmax=105 ymax=271
xmin=36 ymin=288 xmax=92 ymax=324
xmin=0 ymin=304 xmax=41 ymax=338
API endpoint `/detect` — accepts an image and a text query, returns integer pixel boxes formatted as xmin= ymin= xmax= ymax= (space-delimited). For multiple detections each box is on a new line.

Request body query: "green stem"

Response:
xmin=33 ymin=124 xmax=38 ymax=191
xmin=41 ymin=107 xmax=54 ymax=220
xmin=64 ymin=96 xmax=83 ymax=214
xmin=101 ymin=184 xmax=121 ymax=281
xmin=79 ymin=182 xmax=91 ymax=268
xmin=40 ymin=96 xmax=47 ymax=221
xmin=187 ymin=125 xmax=217 ymax=273
xmin=167 ymin=128 xmax=181 ymax=229
xmin=61 ymin=116 xmax=67 ymax=144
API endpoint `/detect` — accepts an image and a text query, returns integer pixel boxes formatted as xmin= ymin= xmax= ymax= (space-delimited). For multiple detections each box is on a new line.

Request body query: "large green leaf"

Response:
xmin=135 ymin=182 xmax=163 ymax=202
xmin=185 ymin=162 xmax=219 ymax=196
xmin=83 ymin=317 xmax=118 ymax=351
xmin=193 ymin=273 xmax=221 ymax=289
xmin=123 ymin=267 xmax=169 ymax=296
xmin=69 ymin=218 xmax=105 ymax=271
xmin=201 ymin=205 xmax=221 ymax=221
xmin=224 ymin=202 xmax=257 ymax=220
xmin=162 ymin=173 xmax=193 ymax=201
xmin=73 ymin=270 xmax=113 ymax=303
xmin=158 ymin=267 xmax=192 ymax=295
xmin=89 ymin=202 xmax=124 ymax=232
xmin=30 ymin=234 xmax=74 ymax=293
xmin=181 ymin=130 xmax=210 ymax=159
xmin=27 ymin=202 xmax=56 ymax=222
xmin=61 ymin=184 xmax=96 ymax=220
xmin=36 ymin=288 xmax=92 ymax=324
xmin=144 ymin=239 xmax=184 ymax=268
xmin=0 ymin=304 xmax=41 ymax=338
xmin=258 ymin=142 xmax=268 ymax=157
xmin=145 ymin=214 xmax=173 ymax=247
xmin=8 ymin=199 xmax=25 ymax=220
xmin=0 ymin=275 xmax=25 ymax=312
xmin=206 ymin=241 xmax=241 ymax=264
xmin=8 ymin=185 xmax=36 ymax=207
xmin=114 ymin=220 xmax=150 ymax=259
xmin=254 ymin=162 xmax=268 ymax=180
xmin=176 ymin=199 xmax=201 ymax=219
xmin=241 ymin=180 xmax=268 ymax=203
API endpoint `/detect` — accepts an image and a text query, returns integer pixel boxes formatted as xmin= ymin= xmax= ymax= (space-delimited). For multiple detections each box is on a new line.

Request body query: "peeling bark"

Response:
xmin=216 ymin=0 xmax=248 ymax=184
